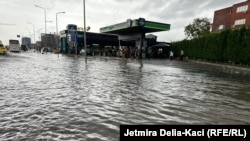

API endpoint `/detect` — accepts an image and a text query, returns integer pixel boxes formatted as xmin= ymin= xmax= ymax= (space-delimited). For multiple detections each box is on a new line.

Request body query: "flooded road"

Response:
xmin=0 ymin=52 xmax=250 ymax=140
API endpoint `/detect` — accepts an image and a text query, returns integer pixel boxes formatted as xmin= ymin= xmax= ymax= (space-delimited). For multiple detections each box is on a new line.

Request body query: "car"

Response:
xmin=0 ymin=40 xmax=7 ymax=55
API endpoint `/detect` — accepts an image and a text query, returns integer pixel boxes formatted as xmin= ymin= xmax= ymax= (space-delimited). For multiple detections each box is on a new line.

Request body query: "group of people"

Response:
xmin=121 ymin=46 xmax=185 ymax=61
xmin=122 ymin=46 xmax=139 ymax=59
xmin=156 ymin=48 xmax=185 ymax=61
xmin=169 ymin=49 xmax=184 ymax=61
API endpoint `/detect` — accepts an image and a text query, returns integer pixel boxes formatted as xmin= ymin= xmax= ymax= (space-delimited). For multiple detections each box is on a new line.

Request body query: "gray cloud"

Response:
xmin=0 ymin=0 xmax=245 ymax=43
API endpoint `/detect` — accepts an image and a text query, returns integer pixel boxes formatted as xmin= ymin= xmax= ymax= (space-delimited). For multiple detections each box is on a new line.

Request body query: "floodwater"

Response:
xmin=0 ymin=52 xmax=250 ymax=140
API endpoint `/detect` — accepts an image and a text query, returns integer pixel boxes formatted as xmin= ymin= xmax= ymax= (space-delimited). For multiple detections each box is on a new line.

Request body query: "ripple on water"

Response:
xmin=0 ymin=53 xmax=250 ymax=140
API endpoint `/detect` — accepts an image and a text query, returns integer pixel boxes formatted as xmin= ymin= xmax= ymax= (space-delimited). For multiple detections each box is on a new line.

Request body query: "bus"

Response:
xmin=9 ymin=39 xmax=20 ymax=52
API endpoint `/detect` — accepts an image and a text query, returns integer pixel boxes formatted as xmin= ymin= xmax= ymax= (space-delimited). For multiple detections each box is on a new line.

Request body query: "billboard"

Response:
xmin=67 ymin=24 xmax=77 ymax=42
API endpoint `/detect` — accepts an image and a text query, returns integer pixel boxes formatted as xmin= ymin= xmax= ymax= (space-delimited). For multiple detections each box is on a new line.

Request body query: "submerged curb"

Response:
xmin=190 ymin=60 xmax=250 ymax=76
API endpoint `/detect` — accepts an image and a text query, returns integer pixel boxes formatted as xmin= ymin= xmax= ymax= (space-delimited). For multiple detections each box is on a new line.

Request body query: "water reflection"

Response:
xmin=0 ymin=52 xmax=250 ymax=140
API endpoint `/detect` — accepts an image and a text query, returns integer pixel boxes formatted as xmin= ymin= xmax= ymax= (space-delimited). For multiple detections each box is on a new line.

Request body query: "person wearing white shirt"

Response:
xmin=170 ymin=51 xmax=174 ymax=61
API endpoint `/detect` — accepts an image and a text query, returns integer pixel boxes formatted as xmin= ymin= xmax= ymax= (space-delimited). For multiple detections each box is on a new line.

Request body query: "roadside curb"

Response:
xmin=190 ymin=60 xmax=250 ymax=76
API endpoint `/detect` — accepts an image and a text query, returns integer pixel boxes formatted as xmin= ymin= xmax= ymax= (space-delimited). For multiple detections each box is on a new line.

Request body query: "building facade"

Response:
xmin=21 ymin=37 xmax=31 ymax=49
xmin=41 ymin=33 xmax=57 ymax=51
xmin=212 ymin=0 xmax=250 ymax=32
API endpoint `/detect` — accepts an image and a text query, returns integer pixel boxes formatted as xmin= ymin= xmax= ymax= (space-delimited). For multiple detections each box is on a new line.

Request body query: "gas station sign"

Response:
xmin=67 ymin=24 xmax=77 ymax=42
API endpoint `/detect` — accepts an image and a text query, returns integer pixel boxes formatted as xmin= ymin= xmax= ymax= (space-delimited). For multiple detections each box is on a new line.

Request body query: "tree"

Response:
xmin=184 ymin=18 xmax=211 ymax=39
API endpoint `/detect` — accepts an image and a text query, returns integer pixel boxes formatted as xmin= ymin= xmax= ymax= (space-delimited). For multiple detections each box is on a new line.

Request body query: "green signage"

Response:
xmin=100 ymin=18 xmax=170 ymax=33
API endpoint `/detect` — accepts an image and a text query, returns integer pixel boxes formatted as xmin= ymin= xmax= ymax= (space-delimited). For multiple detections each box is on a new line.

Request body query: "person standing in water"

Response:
xmin=169 ymin=51 xmax=174 ymax=61
xmin=180 ymin=50 xmax=184 ymax=61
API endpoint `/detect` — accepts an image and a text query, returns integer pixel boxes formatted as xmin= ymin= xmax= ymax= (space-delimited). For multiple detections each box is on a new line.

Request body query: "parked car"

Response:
xmin=21 ymin=45 xmax=28 ymax=51
xmin=0 ymin=40 xmax=7 ymax=55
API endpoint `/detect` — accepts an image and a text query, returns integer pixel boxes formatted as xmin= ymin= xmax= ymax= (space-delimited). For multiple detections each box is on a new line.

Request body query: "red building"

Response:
xmin=212 ymin=0 xmax=250 ymax=32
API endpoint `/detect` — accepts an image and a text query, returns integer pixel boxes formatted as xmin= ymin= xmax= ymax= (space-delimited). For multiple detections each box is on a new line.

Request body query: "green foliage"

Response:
xmin=184 ymin=18 xmax=211 ymax=39
xmin=171 ymin=27 xmax=250 ymax=65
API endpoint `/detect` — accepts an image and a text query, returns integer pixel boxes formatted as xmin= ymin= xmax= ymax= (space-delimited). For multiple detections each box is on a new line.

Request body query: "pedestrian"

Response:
xmin=169 ymin=51 xmax=174 ymax=61
xmin=180 ymin=50 xmax=184 ymax=61
xmin=147 ymin=47 xmax=152 ymax=60
xmin=158 ymin=48 xmax=163 ymax=58
xmin=122 ymin=47 xmax=127 ymax=59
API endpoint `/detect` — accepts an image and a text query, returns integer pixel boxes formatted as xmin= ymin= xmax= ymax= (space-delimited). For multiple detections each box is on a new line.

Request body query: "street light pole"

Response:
xmin=83 ymin=0 xmax=87 ymax=63
xmin=36 ymin=27 xmax=43 ymax=51
xmin=56 ymin=12 xmax=65 ymax=35
xmin=35 ymin=5 xmax=47 ymax=34
xmin=36 ymin=27 xmax=43 ymax=38
xmin=56 ymin=12 xmax=65 ymax=51
xmin=25 ymin=28 xmax=31 ymax=38
xmin=25 ymin=28 xmax=32 ymax=49
xmin=27 ymin=22 xmax=35 ymax=44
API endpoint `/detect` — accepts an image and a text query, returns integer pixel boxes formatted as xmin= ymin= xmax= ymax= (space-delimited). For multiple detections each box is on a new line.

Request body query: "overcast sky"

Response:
xmin=0 ymin=0 xmax=245 ymax=44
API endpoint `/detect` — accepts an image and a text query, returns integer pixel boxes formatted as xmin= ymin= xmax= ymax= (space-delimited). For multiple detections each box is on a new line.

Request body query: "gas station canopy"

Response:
xmin=100 ymin=18 xmax=170 ymax=35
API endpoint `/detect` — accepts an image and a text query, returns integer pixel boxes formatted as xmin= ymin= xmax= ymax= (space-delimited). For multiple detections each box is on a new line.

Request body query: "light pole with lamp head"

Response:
xmin=36 ymin=28 xmax=43 ymax=41
xmin=56 ymin=12 xmax=65 ymax=52
xmin=56 ymin=12 xmax=65 ymax=35
xmin=25 ymin=28 xmax=32 ymax=49
xmin=83 ymin=0 xmax=87 ymax=63
xmin=35 ymin=5 xmax=47 ymax=34
xmin=35 ymin=27 xmax=43 ymax=51
xmin=27 ymin=22 xmax=36 ymax=44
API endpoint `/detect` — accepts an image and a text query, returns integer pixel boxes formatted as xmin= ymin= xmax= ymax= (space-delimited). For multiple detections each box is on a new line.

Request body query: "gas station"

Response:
xmin=59 ymin=18 xmax=170 ymax=58
xmin=100 ymin=18 xmax=170 ymax=58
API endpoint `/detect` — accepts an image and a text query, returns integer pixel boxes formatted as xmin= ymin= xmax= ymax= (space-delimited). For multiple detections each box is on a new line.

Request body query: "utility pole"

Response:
xmin=83 ymin=0 xmax=87 ymax=63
